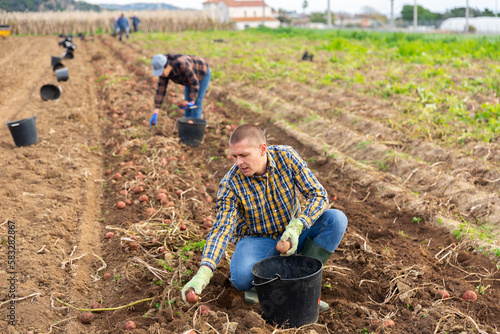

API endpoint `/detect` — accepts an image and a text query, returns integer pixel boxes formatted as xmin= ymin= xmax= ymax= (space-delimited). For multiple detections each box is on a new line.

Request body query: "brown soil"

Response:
xmin=0 ymin=35 xmax=499 ymax=334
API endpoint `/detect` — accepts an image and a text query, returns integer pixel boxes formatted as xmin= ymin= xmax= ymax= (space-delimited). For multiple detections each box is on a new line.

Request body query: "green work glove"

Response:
xmin=181 ymin=266 xmax=213 ymax=302
xmin=280 ymin=218 xmax=304 ymax=256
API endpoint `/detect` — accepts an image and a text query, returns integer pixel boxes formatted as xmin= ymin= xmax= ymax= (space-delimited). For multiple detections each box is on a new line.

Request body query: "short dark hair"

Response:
xmin=229 ymin=124 xmax=266 ymax=147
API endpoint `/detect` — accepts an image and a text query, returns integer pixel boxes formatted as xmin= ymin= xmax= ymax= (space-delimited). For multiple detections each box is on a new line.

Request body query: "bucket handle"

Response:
xmin=251 ymin=274 xmax=282 ymax=287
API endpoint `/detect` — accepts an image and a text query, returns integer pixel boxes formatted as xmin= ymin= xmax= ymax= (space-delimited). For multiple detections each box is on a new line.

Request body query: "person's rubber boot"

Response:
xmin=301 ymin=237 xmax=333 ymax=312
xmin=244 ymin=287 xmax=259 ymax=305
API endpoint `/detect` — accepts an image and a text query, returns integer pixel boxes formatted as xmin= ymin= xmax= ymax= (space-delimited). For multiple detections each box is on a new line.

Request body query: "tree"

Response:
xmin=482 ymin=8 xmax=495 ymax=17
xmin=445 ymin=7 xmax=482 ymax=18
xmin=401 ymin=5 xmax=440 ymax=22
xmin=302 ymin=0 xmax=308 ymax=14
xmin=309 ymin=11 xmax=334 ymax=24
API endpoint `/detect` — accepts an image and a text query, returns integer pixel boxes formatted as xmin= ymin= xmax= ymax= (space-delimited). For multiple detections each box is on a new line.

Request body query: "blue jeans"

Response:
xmin=184 ymin=67 xmax=211 ymax=119
xmin=230 ymin=209 xmax=348 ymax=291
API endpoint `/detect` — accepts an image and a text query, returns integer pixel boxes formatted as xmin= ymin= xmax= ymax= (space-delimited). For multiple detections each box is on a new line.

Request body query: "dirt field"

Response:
xmin=0 ymin=34 xmax=499 ymax=334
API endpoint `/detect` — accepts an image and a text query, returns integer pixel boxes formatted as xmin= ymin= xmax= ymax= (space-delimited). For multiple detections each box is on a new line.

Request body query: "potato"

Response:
xmin=124 ymin=320 xmax=136 ymax=330
xmin=462 ymin=290 xmax=477 ymax=301
xmin=186 ymin=289 xmax=199 ymax=303
xmin=105 ymin=232 xmax=114 ymax=239
xmin=436 ymin=290 xmax=450 ymax=299
xmin=199 ymin=304 xmax=211 ymax=315
xmin=139 ymin=194 xmax=148 ymax=202
xmin=116 ymin=201 xmax=126 ymax=209
xmin=91 ymin=302 xmax=102 ymax=309
xmin=276 ymin=240 xmax=291 ymax=254
xmin=80 ymin=312 xmax=94 ymax=324
xmin=187 ymin=120 xmax=194 ymax=124
xmin=129 ymin=242 xmax=140 ymax=251
xmin=113 ymin=173 xmax=122 ymax=180
xmin=103 ymin=272 xmax=112 ymax=280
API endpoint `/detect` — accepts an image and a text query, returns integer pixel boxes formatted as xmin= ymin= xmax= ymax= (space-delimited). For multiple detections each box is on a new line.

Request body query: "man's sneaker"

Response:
xmin=244 ymin=287 xmax=259 ymax=305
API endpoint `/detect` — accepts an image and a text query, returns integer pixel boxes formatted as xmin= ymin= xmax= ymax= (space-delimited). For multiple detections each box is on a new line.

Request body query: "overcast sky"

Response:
xmin=88 ymin=0 xmax=499 ymax=15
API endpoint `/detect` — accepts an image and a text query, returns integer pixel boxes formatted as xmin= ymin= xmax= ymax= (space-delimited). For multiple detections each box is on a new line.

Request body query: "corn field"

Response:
xmin=0 ymin=10 xmax=232 ymax=35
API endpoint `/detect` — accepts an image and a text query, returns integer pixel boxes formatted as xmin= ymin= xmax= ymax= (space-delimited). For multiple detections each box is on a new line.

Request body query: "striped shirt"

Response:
xmin=201 ymin=145 xmax=328 ymax=270
xmin=154 ymin=55 xmax=209 ymax=108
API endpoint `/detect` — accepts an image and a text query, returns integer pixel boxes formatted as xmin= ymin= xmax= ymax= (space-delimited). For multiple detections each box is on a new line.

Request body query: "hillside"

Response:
xmin=98 ymin=3 xmax=180 ymax=11
xmin=0 ymin=0 xmax=100 ymax=12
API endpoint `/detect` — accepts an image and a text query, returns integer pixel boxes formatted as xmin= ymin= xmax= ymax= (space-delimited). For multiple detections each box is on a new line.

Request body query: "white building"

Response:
xmin=202 ymin=0 xmax=280 ymax=30
xmin=440 ymin=17 xmax=500 ymax=34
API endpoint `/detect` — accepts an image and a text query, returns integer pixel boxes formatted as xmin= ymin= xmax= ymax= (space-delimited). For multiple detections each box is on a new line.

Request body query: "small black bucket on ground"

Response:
xmin=177 ymin=117 xmax=207 ymax=147
xmin=6 ymin=116 xmax=38 ymax=147
xmin=62 ymin=49 xmax=74 ymax=59
xmin=55 ymin=68 xmax=69 ymax=82
xmin=251 ymin=255 xmax=323 ymax=328
xmin=40 ymin=84 xmax=61 ymax=101
xmin=51 ymin=56 xmax=62 ymax=66
xmin=52 ymin=62 xmax=65 ymax=71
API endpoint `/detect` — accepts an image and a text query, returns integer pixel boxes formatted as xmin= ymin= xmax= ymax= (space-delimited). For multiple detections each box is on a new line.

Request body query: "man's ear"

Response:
xmin=260 ymin=143 xmax=267 ymax=156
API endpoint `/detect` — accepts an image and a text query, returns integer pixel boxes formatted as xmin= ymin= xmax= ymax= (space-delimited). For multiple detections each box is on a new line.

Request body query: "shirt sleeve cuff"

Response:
xmin=200 ymin=259 xmax=216 ymax=271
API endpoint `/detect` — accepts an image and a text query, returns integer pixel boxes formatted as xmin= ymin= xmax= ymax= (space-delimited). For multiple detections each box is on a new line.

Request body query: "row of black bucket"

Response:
xmin=6 ymin=34 xmax=81 ymax=147
xmin=40 ymin=34 xmax=79 ymax=102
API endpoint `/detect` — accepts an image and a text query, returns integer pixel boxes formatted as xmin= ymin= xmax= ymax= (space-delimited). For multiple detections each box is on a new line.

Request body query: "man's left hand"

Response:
xmin=280 ymin=219 xmax=304 ymax=256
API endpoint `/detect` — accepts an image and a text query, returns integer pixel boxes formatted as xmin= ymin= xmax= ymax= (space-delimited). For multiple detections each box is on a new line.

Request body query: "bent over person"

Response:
xmin=149 ymin=53 xmax=211 ymax=125
xmin=181 ymin=124 xmax=348 ymax=312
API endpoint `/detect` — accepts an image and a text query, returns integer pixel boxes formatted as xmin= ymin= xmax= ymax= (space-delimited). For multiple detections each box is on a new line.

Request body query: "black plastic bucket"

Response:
xmin=52 ymin=62 xmax=65 ymax=71
xmin=177 ymin=117 xmax=207 ymax=147
xmin=6 ymin=116 xmax=38 ymax=147
xmin=62 ymin=50 xmax=74 ymax=60
xmin=251 ymin=255 xmax=323 ymax=328
xmin=40 ymin=84 xmax=61 ymax=101
xmin=51 ymin=56 xmax=62 ymax=66
xmin=55 ymin=68 xmax=69 ymax=82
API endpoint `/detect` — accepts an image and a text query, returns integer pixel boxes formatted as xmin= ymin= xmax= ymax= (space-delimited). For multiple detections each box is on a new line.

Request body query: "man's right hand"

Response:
xmin=181 ymin=265 xmax=213 ymax=302
xmin=149 ymin=109 xmax=160 ymax=126
xmin=149 ymin=113 xmax=158 ymax=126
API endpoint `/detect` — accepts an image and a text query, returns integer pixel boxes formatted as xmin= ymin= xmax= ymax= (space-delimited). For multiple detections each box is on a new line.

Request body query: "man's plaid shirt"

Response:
xmin=154 ymin=55 xmax=209 ymax=108
xmin=201 ymin=145 xmax=328 ymax=270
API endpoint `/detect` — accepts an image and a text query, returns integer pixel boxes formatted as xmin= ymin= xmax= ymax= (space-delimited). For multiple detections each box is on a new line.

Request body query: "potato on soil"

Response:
xmin=129 ymin=242 xmax=140 ymax=251
xmin=91 ymin=302 xmax=102 ymax=309
xmin=80 ymin=312 xmax=94 ymax=324
xmin=139 ymin=194 xmax=148 ymax=202
xmin=113 ymin=173 xmax=122 ymax=180
xmin=462 ymin=290 xmax=477 ymax=301
xmin=145 ymin=207 xmax=157 ymax=215
xmin=124 ymin=320 xmax=136 ymax=330
xmin=186 ymin=289 xmax=199 ymax=303
xmin=103 ymin=272 xmax=112 ymax=280
xmin=436 ymin=290 xmax=450 ymax=299
xmin=105 ymin=232 xmax=114 ymax=239
xmin=199 ymin=304 xmax=211 ymax=315
xmin=276 ymin=240 xmax=291 ymax=254
xmin=180 ymin=224 xmax=187 ymax=230
xmin=133 ymin=186 xmax=144 ymax=194
xmin=116 ymin=201 xmax=126 ymax=209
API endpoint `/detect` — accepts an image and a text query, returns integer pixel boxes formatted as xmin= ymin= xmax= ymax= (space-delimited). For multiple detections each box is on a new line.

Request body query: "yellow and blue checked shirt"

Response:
xmin=201 ymin=145 xmax=328 ymax=270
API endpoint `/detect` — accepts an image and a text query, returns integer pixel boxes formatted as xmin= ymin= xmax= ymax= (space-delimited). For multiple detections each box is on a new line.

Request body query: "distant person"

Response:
xmin=131 ymin=13 xmax=141 ymax=32
xmin=116 ymin=13 xmax=130 ymax=41
xmin=111 ymin=16 xmax=118 ymax=37
xmin=149 ymin=53 xmax=211 ymax=125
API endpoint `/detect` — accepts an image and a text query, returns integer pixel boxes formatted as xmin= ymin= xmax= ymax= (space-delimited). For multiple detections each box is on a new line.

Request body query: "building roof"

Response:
xmin=232 ymin=16 xmax=279 ymax=22
xmin=202 ymin=0 xmax=269 ymax=8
